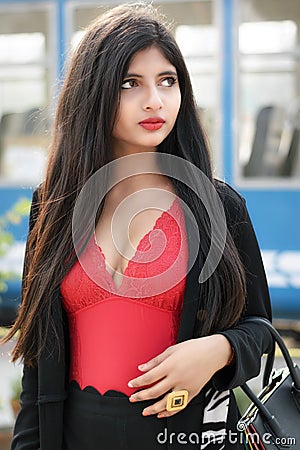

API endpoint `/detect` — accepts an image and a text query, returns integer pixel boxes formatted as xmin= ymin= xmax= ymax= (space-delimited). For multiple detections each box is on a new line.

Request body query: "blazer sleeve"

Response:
xmin=211 ymin=191 xmax=273 ymax=391
xmin=11 ymin=186 xmax=41 ymax=450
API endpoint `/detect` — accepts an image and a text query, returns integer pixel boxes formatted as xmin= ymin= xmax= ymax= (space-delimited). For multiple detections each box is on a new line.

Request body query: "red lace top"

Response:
xmin=60 ymin=196 xmax=188 ymax=396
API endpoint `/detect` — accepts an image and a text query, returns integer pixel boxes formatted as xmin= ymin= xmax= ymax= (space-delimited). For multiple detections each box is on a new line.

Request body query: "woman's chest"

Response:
xmin=94 ymin=190 xmax=178 ymax=286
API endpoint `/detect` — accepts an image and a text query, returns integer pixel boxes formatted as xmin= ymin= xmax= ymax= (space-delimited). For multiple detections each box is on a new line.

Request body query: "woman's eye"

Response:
xmin=121 ymin=79 xmax=137 ymax=89
xmin=160 ymin=77 xmax=177 ymax=87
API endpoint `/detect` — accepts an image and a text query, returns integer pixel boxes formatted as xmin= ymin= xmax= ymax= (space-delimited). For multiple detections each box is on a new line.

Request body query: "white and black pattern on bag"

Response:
xmin=201 ymin=387 xmax=230 ymax=450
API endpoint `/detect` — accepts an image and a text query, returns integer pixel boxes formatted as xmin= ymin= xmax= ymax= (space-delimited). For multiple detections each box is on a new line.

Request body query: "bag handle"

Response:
xmin=238 ymin=316 xmax=300 ymax=441
xmin=241 ymin=316 xmax=300 ymax=390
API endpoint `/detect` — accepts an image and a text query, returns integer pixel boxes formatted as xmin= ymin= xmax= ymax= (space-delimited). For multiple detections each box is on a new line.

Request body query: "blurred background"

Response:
xmin=0 ymin=0 xmax=299 ymax=447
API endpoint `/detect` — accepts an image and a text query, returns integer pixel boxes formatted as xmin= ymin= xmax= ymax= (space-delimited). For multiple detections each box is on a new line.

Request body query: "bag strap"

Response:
xmin=241 ymin=316 xmax=300 ymax=390
xmin=262 ymin=341 xmax=275 ymax=388
xmin=238 ymin=316 xmax=300 ymax=441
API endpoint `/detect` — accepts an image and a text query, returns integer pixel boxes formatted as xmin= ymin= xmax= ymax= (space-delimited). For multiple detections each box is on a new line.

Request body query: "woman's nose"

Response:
xmin=143 ymin=87 xmax=163 ymax=111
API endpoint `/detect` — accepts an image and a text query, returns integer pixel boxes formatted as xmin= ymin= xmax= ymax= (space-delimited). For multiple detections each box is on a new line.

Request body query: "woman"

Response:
xmin=1 ymin=3 xmax=272 ymax=449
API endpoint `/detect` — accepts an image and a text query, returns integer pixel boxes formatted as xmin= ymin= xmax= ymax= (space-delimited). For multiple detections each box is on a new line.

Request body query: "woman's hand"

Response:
xmin=127 ymin=334 xmax=233 ymax=418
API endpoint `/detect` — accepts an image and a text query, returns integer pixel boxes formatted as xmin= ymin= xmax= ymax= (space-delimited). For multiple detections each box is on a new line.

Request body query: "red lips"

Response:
xmin=139 ymin=117 xmax=165 ymax=131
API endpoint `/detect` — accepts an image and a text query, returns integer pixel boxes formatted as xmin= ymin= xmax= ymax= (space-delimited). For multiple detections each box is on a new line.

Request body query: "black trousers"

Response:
xmin=62 ymin=381 xmax=208 ymax=450
xmin=63 ymin=381 xmax=245 ymax=449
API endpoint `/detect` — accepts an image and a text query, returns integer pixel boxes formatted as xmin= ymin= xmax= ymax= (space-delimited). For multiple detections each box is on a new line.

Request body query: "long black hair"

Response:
xmin=1 ymin=2 xmax=245 ymax=366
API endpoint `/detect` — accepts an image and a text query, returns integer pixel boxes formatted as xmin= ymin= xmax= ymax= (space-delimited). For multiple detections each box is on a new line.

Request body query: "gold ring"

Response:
xmin=166 ymin=390 xmax=189 ymax=411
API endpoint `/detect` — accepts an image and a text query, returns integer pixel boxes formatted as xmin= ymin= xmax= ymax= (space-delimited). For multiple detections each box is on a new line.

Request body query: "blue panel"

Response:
xmin=221 ymin=0 xmax=234 ymax=183
xmin=57 ymin=0 xmax=65 ymax=78
xmin=239 ymin=190 xmax=300 ymax=251
xmin=270 ymin=288 xmax=300 ymax=318
xmin=239 ymin=189 xmax=300 ymax=320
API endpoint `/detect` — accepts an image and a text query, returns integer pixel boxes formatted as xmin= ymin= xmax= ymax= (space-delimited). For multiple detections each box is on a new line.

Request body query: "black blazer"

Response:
xmin=11 ymin=180 xmax=272 ymax=450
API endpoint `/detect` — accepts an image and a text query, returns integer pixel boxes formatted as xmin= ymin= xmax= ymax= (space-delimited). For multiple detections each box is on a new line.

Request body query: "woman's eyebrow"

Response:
xmin=124 ymin=70 xmax=178 ymax=78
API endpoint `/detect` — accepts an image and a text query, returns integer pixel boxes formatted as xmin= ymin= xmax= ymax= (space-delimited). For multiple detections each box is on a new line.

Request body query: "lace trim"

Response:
xmin=61 ymin=196 xmax=188 ymax=314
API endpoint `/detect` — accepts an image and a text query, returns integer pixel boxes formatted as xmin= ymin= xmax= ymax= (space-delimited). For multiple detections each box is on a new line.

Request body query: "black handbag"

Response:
xmin=237 ymin=316 xmax=300 ymax=449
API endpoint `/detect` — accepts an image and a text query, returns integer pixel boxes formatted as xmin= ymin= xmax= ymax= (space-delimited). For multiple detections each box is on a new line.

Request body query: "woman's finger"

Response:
xmin=141 ymin=393 xmax=170 ymax=417
xmin=128 ymin=360 xmax=169 ymax=389
xmin=137 ymin=346 xmax=173 ymax=372
xmin=129 ymin=377 xmax=171 ymax=403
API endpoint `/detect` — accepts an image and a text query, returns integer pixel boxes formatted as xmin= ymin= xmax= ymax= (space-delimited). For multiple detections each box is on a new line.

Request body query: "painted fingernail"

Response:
xmin=142 ymin=410 xmax=150 ymax=416
xmin=157 ymin=413 xmax=164 ymax=418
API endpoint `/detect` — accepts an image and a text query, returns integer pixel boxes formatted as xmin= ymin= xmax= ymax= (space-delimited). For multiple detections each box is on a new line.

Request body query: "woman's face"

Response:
xmin=112 ymin=46 xmax=181 ymax=157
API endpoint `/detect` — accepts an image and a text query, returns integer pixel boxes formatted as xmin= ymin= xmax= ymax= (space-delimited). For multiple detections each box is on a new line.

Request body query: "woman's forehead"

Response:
xmin=127 ymin=46 xmax=176 ymax=73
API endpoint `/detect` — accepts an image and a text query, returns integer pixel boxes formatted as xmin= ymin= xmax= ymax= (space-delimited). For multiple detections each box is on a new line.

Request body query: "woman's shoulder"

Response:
xmin=213 ymin=178 xmax=246 ymax=224
xmin=214 ymin=178 xmax=245 ymax=205
xmin=31 ymin=180 xmax=45 ymax=202
xmin=28 ymin=181 xmax=45 ymax=227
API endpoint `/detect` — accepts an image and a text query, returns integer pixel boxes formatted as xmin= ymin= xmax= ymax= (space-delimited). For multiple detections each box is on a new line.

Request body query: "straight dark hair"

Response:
xmin=1 ymin=3 xmax=246 ymax=366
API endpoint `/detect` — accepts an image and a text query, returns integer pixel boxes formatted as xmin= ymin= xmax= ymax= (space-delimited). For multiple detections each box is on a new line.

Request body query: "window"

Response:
xmin=0 ymin=7 xmax=55 ymax=186
xmin=237 ymin=1 xmax=300 ymax=181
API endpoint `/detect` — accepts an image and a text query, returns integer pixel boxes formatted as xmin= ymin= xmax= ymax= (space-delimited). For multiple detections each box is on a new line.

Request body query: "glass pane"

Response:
xmin=0 ymin=68 xmax=46 ymax=110
xmin=0 ymin=9 xmax=51 ymax=185
xmin=239 ymin=21 xmax=297 ymax=54
xmin=0 ymin=33 xmax=45 ymax=64
xmin=237 ymin=0 xmax=300 ymax=179
xmin=240 ymin=55 xmax=296 ymax=72
xmin=176 ymin=24 xmax=217 ymax=56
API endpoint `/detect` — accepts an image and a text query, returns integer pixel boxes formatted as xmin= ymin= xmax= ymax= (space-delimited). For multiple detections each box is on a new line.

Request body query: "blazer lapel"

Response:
xmin=38 ymin=288 xmax=67 ymax=450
